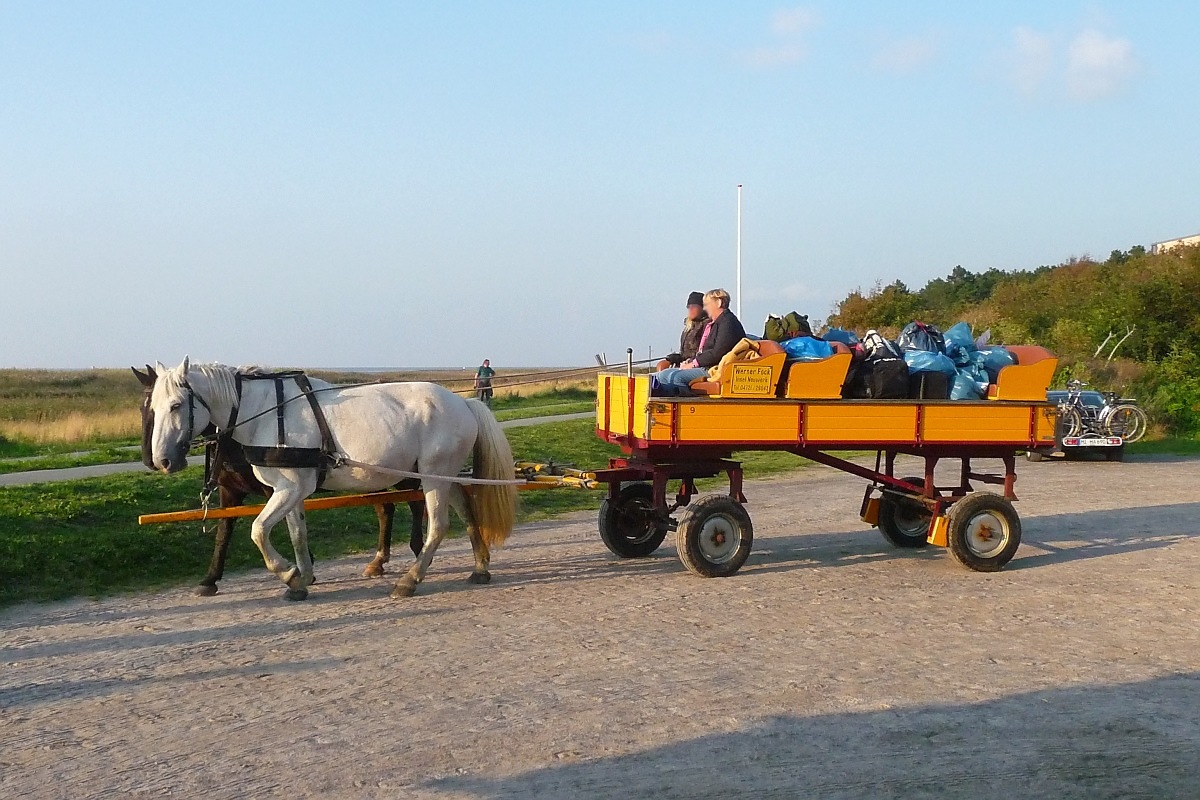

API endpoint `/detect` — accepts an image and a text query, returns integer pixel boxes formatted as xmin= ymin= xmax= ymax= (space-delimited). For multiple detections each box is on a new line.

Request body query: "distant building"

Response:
xmin=1150 ymin=232 xmax=1200 ymax=254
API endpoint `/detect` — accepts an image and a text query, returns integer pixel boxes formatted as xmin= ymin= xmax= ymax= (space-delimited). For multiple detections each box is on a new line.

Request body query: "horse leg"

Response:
xmin=407 ymin=500 xmax=426 ymax=558
xmin=282 ymin=505 xmax=315 ymax=601
xmin=196 ymin=486 xmax=244 ymax=597
xmin=363 ymin=503 xmax=395 ymax=578
xmin=447 ymin=484 xmax=490 ymax=584
xmin=391 ymin=486 xmax=450 ymax=599
xmin=249 ymin=488 xmax=310 ymax=593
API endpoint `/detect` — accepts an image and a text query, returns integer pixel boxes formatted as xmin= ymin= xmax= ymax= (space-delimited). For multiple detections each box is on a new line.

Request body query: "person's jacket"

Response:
xmin=694 ymin=310 xmax=746 ymax=369
xmin=677 ymin=314 xmax=709 ymax=363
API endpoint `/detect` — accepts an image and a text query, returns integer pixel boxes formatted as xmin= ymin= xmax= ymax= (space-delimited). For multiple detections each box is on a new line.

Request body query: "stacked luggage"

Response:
xmin=763 ymin=313 xmax=1018 ymax=401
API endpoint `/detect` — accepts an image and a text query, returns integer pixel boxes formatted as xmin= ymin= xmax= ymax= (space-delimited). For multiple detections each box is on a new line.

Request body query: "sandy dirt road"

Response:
xmin=1 ymin=455 xmax=1198 ymax=799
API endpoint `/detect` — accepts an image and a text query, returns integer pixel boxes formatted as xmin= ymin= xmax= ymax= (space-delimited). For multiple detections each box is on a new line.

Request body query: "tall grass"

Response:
xmin=0 ymin=410 xmax=142 ymax=445
xmin=0 ymin=367 xmax=595 ymax=453
xmin=0 ymin=369 xmax=144 ymax=450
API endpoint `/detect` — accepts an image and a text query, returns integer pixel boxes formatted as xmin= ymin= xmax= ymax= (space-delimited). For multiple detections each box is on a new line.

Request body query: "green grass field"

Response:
xmin=0 ymin=383 xmax=595 ymax=471
xmin=0 ymin=447 xmax=142 ymax=476
xmin=0 ymin=418 xmax=819 ymax=607
xmin=0 ymin=368 xmax=595 ymax=458
xmin=1126 ymin=437 xmax=1200 ymax=456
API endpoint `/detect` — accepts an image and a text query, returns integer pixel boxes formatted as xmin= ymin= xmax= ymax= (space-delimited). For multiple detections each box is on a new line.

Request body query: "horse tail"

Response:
xmin=464 ymin=399 xmax=518 ymax=549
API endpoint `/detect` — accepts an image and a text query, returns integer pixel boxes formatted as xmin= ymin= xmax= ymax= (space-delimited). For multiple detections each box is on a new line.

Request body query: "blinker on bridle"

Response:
xmin=178 ymin=377 xmax=214 ymax=446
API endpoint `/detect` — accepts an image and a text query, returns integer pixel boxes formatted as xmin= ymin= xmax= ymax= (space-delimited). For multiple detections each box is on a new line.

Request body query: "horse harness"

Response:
xmin=185 ymin=370 xmax=341 ymax=491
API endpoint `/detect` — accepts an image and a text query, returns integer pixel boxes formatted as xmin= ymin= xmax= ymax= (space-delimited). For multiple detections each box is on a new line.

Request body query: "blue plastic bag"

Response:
xmin=904 ymin=350 xmax=957 ymax=378
xmin=822 ymin=327 xmax=859 ymax=346
xmin=943 ymin=321 xmax=974 ymax=351
xmin=958 ymin=362 xmax=990 ymax=386
xmin=781 ymin=336 xmax=834 ymax=361
xmin=897 ymin=321 xmax=946 ymax=353
xmin=943 ymin=322 xmax=975 ymax=366
xmin=951 ymin=372 xmax=985 ymax=400
xmin=976 ymin=347 xmax=1016 ymax=382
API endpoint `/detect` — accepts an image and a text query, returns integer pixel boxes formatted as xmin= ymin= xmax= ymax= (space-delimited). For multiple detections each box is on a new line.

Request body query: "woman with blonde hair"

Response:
xmin=653 ymin=288 xmax=746 ymax=396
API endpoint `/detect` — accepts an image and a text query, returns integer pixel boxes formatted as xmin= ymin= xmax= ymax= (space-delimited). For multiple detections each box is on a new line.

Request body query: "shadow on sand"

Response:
xmin=429 ymin=672 xmax=1200 ymax=799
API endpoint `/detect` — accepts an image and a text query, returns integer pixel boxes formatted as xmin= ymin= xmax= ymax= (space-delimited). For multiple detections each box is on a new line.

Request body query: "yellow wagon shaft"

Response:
xmin=139 ymin=464 xmax=595 ymax=526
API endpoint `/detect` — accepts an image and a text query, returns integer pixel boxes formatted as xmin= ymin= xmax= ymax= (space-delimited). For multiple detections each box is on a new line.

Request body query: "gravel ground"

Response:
xmin=1 ymin=454 xmax=1198 ymax=799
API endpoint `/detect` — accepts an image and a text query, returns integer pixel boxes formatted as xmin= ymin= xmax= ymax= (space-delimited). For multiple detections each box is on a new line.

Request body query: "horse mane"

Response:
xmin=160 ymin=362 xmax=242 ymax=411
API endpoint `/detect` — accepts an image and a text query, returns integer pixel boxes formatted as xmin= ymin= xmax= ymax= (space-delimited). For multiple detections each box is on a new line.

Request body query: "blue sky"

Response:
xmin=2 ymin=2 xmax=1196 ymax=368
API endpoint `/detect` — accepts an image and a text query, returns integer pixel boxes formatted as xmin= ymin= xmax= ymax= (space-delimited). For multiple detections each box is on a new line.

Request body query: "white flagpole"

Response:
xmin=736 ymin=184 xmax=743 ymax=319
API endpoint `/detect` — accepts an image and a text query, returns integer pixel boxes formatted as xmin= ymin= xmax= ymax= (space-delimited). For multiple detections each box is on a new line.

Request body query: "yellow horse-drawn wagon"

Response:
xmin=592 ymin=345 xmax=1059 ymax=578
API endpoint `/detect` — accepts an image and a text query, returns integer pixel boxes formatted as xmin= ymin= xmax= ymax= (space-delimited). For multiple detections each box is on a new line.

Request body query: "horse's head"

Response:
xmin=131 ymin=364 xmax=159 ymax=470
xmin=147 ymin=356 xmax=209 ymax=474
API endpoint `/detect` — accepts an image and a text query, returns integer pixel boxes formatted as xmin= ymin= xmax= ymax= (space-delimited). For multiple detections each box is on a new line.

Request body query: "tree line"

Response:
xmin=826 ymin=245 xmax=1200 ymax=436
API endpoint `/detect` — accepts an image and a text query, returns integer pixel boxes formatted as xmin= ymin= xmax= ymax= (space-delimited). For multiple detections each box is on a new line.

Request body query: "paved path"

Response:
xmin=1 ymin=455 xmax=1198 ymax=799
xmin=0 ymin=412 xmax=595 ymax=488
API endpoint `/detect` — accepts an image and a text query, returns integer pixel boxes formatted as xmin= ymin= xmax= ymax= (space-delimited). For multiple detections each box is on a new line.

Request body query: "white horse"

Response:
xmin=148 ymin=357 xmax=518 ymax=600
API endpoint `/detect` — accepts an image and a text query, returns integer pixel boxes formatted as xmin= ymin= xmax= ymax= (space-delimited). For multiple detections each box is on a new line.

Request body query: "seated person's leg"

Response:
xmin=653 ymin=367 xmax=709 ymax=396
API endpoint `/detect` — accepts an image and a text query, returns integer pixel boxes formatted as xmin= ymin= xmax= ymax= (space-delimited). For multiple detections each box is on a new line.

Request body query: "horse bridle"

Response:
xmin=177 ymin=376 xmax=241 ymax=447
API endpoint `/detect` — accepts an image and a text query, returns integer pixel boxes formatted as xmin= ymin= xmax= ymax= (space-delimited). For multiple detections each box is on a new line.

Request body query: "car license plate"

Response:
xmin=1064 ymin=437 xmax=1121 ymax=447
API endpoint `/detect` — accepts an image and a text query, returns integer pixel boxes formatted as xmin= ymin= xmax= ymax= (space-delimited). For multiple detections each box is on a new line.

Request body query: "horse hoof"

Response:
xmin=467 ymin=571 xmax=492 ymax=585
xmin=390 ymin=579 xmax=417 ymax=599
xmin=285 ymin=569 xmax=312 ymax=591
xmin=363 ymin=563 xmax=385 ymax=578
xmin=195 ymin=584 xmax=219 ymax=597
xmin=284 ymin=587 xmax=309 ymax=602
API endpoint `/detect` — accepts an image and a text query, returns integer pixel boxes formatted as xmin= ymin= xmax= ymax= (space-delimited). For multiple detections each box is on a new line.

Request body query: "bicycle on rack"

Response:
xmin=1056 ymin=380 xmax=1148 ymax=442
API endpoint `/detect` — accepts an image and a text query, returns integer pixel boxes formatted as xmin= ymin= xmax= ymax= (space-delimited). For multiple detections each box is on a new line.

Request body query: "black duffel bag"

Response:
xmin=870 ymin=358 xmax=910 ymax=399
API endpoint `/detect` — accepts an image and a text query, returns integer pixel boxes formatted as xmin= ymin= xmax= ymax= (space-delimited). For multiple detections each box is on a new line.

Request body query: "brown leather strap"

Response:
xmin=293 ymin=374 xmax=338 ymax=457
xmin=275 ymin=380 xmax=286 ymax=446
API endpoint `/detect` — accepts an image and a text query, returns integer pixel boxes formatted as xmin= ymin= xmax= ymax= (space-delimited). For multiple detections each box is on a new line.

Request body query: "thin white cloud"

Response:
xmin=740 ymin=6 xmax=820 ymax=69
xmin=1065 ymin=28 xmax=1138 ymax=100
xmin=1001 ymin=25 xmax=1138 ymax=102
xmin=771 ymin=7 xmax=819 ymax=37
xmin=871 ymin=35 xmax=939 ymax=74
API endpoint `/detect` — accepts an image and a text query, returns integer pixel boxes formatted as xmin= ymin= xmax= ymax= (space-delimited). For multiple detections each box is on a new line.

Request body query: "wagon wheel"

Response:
xmin=598 ymin=483 xmax=669 ymax=558
xmin=675 ymin=495 xmax=753 ymax=578
xmin=946 ymin=492 xmax=1022 ymax=572
xmin=878 ymin=477 xmax=932 ymax=548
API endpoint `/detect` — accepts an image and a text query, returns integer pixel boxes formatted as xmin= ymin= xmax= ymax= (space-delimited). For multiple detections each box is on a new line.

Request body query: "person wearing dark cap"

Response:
xmin=653 ymin=288 xmax=745 ymax=395
xmin=658 ymin=291 xmax=709 ymax=370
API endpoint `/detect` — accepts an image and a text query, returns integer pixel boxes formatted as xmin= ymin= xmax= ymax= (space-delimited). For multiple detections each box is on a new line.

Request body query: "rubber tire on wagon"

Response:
xmin=598 ymin=483 xmax=669 ymax=558
xmin=878 ymin=476 xmax=932 ymax=549
xmin=675 ymin=495 xmax=754 ymax=578
xmin=946 ymin=492 xmax=1022 ymax=572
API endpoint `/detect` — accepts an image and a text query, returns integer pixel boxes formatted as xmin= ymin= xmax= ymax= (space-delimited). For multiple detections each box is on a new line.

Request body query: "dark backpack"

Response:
xmin=862 ymin=330 xmax=904 ymax=361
